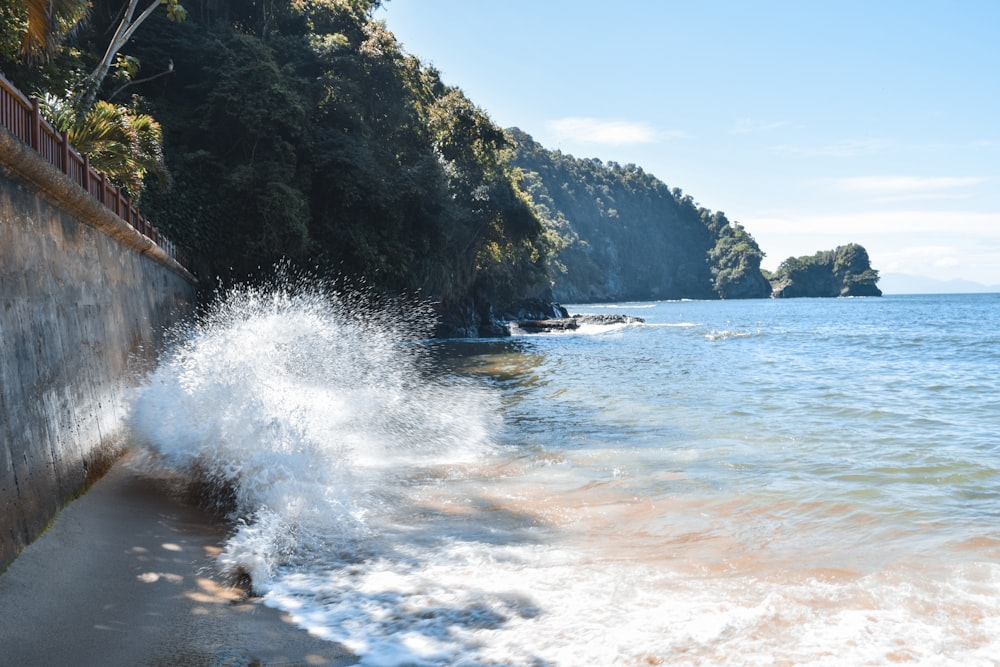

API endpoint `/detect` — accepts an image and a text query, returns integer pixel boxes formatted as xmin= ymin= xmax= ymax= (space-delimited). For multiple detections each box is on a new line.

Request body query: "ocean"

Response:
xmin=129 ymin=285 xmax=1000 ymax=666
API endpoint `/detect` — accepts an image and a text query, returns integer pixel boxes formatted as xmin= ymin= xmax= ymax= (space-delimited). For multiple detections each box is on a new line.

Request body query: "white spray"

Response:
xmin=128 ymin=275 xmax=500 ymax=587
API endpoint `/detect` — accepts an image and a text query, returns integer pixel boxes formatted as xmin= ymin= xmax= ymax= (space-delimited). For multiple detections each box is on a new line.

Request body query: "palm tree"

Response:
xmin=19 ymin=0 xmax=89 ymax=62
xmin=42 ymin=94 xmax=169 ymax=197
xmin=16 ymin=0 xmax=176 ymax=198
xmin=18 ymin=0 xmax=185 ymax=104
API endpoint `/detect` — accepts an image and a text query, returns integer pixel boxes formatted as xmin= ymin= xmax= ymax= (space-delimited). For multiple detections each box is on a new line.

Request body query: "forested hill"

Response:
xmin=3 ymin=0 xmax=551 ymax=336
xmin=510 ymin=130 xmax=772 ymax=302
xmin=3 ymin=0 xmax=877 ymax=337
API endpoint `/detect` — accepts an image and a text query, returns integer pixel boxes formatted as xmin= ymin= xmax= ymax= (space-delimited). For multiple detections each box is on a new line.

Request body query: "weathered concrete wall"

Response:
xmin=0 ymin=131 xmax=196 ymax=571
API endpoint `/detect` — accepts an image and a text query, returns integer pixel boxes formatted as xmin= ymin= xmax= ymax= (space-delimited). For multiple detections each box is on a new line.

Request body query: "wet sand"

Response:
xmin=0 ymin=451 xmax=357 ymax=667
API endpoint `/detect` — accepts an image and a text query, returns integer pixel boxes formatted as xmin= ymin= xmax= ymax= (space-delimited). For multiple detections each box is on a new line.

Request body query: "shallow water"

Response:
xmin=130 ymin=289 xmax=1000 ymax=666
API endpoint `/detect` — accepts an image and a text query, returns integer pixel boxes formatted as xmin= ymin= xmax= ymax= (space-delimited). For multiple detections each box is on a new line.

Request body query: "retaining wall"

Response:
xmin=0 ymin=129 xmax=196 ymax=571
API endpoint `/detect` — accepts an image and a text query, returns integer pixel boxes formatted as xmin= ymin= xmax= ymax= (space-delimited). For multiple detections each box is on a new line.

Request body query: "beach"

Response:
xmin=0 ymin=451 xmax=356 ymax=667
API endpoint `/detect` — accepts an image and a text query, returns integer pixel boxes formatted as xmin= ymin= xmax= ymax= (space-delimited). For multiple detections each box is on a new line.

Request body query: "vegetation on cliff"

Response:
xmin=2 ymin=0 xmax=880 ymax=334
xmin=511 ymin=129 xmax=771 ymax=302
xmin=2 ymin=0 xmax=550 ymax=335
xmin=768 ymin=244 xmax=882 ymax=298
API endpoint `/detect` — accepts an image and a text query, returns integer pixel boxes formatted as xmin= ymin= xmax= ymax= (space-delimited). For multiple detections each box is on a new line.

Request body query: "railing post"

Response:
xmin=59 ymin=131 xmax=70 ymax=175
xmin=82 ymin=154 xmax=90 ymax=193
xmin=30 ymin=98 xmax=41 ymax=151
xmin=99 ymin=170 xmax=107 ymax=206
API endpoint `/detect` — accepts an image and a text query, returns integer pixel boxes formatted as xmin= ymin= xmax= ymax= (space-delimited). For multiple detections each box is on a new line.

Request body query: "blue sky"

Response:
xmin=377 ymin=1 xmax=1000 ymax=288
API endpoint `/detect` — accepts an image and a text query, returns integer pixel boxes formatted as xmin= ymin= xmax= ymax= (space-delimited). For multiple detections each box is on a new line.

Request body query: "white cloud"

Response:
xmin=828 ymin=176 xmax=986 ymax=193
xmin=545 ymin=117 xmax=673 ymax=146
xmin=883 ymin=245 xmax=961 ymax=271
xmin=741 ymin=209 xmax=1000 ymax=237
xmin=744 ymin=211 xmax=1000 ymax=284
xmin=869 ymin=193 xmax=975 ymax=204
xmin=876 ymin=245 xmax=997 ymax=282
xmin=894 ymin=245 xmax=963 ymax=258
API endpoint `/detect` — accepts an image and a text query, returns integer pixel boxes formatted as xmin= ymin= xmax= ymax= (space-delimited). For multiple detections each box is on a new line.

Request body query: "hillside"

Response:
xmin=3 ymin=0 xmax=882 ymax=334
xmin=511 ymin=130 xmax=771 ymax=302
xmin=2 ymin=0 xmax=551 ymax=336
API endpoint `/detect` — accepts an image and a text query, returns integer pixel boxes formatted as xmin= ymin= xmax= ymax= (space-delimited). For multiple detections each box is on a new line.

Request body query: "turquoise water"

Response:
xmin=474 ymin=295 xmax=1000 ymax=544
xmin=131 ymin=290 xmax=1000 ymax=666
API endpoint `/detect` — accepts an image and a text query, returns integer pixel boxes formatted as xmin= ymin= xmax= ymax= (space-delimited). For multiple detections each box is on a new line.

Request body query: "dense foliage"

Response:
xmin=2 ymin=0 xmax=550 ymax=335
xmin=769 ymin=244 xmax=882 ymax=298
xmin=511 ymin=129 xmax=770 ymax=302
xmin=3 ymin=0 xmax=881 ymax=336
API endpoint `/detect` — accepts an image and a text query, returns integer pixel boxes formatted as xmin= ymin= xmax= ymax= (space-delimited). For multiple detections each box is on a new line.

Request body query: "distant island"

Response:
xmin=767 ymin=244 xmax=882 ymax=298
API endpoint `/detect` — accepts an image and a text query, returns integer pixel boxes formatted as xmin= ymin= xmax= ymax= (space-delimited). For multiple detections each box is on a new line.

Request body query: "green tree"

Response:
xmin=509 ymin=128 xmax=769 ymax=302
xmin=41 ymin=95 xmax=168 ymax=196
xmin=16 ymin=0 xmax=89 ymax=61
xmin=21 ymin=0 xmax=550 ymax=331
xmin=706 ymin=216 xmax=769 ymax=299
xmin=80 ymin=0 xmax=187 ymax=110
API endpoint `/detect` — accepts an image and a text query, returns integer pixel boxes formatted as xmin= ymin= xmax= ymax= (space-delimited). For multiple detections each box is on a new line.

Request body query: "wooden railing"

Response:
xmin=0 ymin=72 xmax=188 ymax=270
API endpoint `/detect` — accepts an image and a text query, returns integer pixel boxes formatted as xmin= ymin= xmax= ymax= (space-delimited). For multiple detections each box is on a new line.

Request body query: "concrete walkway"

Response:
xmin=0 ymin=452 xmax=356 ymax=666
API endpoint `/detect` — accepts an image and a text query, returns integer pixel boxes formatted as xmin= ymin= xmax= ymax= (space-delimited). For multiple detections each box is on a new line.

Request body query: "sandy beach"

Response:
xmin=0 ymin=451 xmax=356 ymax=667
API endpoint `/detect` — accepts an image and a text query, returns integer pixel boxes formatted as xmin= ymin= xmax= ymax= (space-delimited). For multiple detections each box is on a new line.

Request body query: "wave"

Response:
xmin=704 ymin=329 xmax=762 ymax=341
xmin=127 ymin=273 xmax=501 ymax=586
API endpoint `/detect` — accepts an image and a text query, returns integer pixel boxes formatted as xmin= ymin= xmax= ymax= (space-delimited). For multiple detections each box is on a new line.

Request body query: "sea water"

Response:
xmin=129 ymin=284 xmax=1000 ymax=666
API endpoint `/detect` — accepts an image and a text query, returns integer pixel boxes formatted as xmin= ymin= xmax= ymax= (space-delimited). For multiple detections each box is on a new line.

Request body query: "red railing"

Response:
xmin=0 ymin=72 xmax=188 ymax=270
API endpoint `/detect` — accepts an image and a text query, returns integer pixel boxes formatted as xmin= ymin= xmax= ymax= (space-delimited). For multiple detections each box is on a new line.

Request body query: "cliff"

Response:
xmin=510 ymin=129 xmax=771 ymax=302
xmin=769 ymin=244 xmax=882 ymax=298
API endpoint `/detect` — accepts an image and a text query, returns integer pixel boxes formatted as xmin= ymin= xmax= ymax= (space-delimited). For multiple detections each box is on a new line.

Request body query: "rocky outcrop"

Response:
xmin=511 ymin=313 xmax=645 ymax=334
xmin=435 ymin=296 xmax=571 ymax=338
xmin=500 ymin=297 xmax=570 ymax=322
xmin=769 ymin=244 xmax=882 ymax=298
xmin=718 ymin=269 xmax=774 ymax=299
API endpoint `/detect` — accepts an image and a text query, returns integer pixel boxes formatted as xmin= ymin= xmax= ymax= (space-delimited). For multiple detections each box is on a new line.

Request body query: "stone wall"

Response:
xmin=0 ymin=131 xmax=196 ymax=571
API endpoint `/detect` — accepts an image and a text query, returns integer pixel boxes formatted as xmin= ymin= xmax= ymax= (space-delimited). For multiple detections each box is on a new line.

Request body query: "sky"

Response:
xmin=376 ymin=0 xmax=1000 ymax=290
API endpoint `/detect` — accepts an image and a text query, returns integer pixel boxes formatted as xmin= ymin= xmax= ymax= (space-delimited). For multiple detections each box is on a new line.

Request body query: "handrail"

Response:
xmin=0 ymin=72 xmax=188 ymax=270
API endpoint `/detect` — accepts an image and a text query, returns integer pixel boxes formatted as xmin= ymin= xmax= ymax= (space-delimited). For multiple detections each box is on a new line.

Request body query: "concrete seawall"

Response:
xmin=0 ymin=130 xmax=196 ymax=571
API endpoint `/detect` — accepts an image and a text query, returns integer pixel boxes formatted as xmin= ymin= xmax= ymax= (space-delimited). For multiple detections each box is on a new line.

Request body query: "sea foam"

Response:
xmin=125 ymin=289 xmax=1000 ymax=666
xmin=128 ymin=276 xmax=500 ymax=586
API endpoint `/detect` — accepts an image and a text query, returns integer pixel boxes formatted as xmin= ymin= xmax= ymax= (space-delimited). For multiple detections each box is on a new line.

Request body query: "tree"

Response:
xmin=509 ymin=128 xmax=766 ymax=302
xmin=707 ymin=219 xmax=769 ymax=299
xmin=17 ymin=0 xmax=89 ymax=61
xmin=4 ymin=0 xmax=182 ymax=201
xmin=41 ymin=94 xmax=168 ymax=196
xmin=80 ymin=0 xmax=187 ymax=111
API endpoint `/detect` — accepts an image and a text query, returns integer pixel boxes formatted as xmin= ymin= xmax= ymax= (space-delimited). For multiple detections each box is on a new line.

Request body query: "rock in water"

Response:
xmin=511 ymin=313 xmax=644 ymax=333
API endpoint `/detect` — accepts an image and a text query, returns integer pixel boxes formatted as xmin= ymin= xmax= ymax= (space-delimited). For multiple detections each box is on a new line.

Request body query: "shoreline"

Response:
xmin=0 ymin=450 xmax=356 ymax=666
